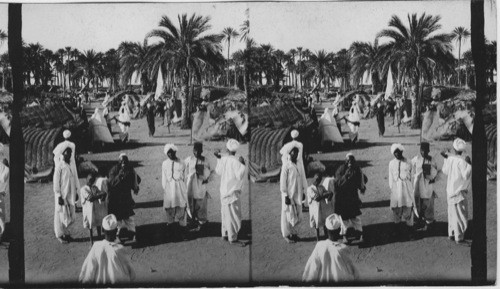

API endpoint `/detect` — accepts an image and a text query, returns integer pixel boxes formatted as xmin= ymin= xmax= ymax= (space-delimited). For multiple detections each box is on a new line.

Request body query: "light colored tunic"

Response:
xmin=307 ymin=183 xmax=335 ymax=229
xmin=53 ymin=140 xmax=80 ymax=193
xmin=442 ymin=155 xmax=471 ymax=240
xmin=79 ymin=240 xmax=135 ymax=284
xmin=53 ymin=161 xmax=77 ymax=237
xmin=411 ymin=155 xmax=438 ymax=199
xmin=302 ymin=240 xmax=359 ymax=283
xmin=0 ymin=161 xmax=9 ymax=238
xmin=388 ymin=158 xmax=414 ymax=208
xmin=280 ymin=140 xmax=307 ymax=200
xmin=215 ymin=155 xmax=246 ymax=241
xmin=81 ymin=185 xmax=108 ymax=229
xmin=280 ymin=161 xmax=303 ymax=238
xmin=162 ymin=158 xmax=188 ymax=209
xmin=184 ymin=156 xmax=212 ymax=200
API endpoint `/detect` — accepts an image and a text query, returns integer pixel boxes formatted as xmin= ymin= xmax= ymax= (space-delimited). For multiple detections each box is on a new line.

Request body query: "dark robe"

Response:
xmin=146 ymin=105 xmax=156 ymax=136
xmin=376 ymin=105 xmax=385 ymax=136
xmin=107 ymin=164 xmax=139 ymax=220
xmin=334 ymin=164 xmax=364 ymax=220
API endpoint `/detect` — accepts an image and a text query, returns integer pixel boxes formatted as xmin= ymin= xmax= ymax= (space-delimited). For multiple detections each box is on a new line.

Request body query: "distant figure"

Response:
xmin=215 ymin=139 xmax=247 ymax=247
xmin=335 ymin=153 xmax=366 ymax=243
xmin=307 ymin=172 xmax=334 ymax=241
xmin=441 ymin=138 xmax=471 ymax=244
xmin=184 ymin=142 xmax=213 ymax=230
xmin=394 ymin=98 xmax=403 ymax=133
xmin=162 ymin=144 xmax=188 ymax=241
xmin=280 ymin=146 xmax=303 ymax=243
xmin=146 ymin=102 xmax=156 ymax=137
xmin=53 ymin=147 xmax=77 ymax=244
xmin=411 ymin=142 xmax=438 ymax=231
xmin=345 ymin=101 xmax=361 ymax=145
xmin=376 ymin=102 xmax=385 ymax=137
xmin=117 ymin=101 xmax=131 ymax=143
xmin=0 ymin=145 xmax=9 ymax=242
xmin=81 ymin=172 xmax=108 ymax=244
xmin=79 ymin=214 xmax=136 ymax=284
xmin=302 ymin=214 xmax=359 ymax=283
xmin=108 ymin=154 xmax=139 ymax=243
xmin=388 ymin=144 xmax=415 ymax=240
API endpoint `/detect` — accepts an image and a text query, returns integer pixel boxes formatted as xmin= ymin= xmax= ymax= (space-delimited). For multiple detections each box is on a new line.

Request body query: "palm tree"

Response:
xmin=0 ymin=29 xmax=7 ymax=48
xmin=334 ymin=49 xmax=352 ymax=92
xmin=222 ymin=27 xmax=239 ymax=87
xmin=118 ymin=41 xmax=151 ymax=92
xmin=288 ymin=49 xmax=297 ymax=87
xmin=451 ymin=26 xmax=471 ymax=87
xmin=103 ymin=49 xmax=120 ymax=92
xmin=305 ymin=50 xmax=335 ymax=92
xmin=64 ymin=46 xmax=72 ymax=91
xmin=377 ymin=13 xmax=453 ymax=128
xmin=349 ymin=40 xmax=383 ymax=93
xmin=146 ymin=13 xmax=224 ymax=129
xmin=73 ymin=49 xmax=103 ymax=93
xmin=239 ymin=13 xmax=250 ymax=94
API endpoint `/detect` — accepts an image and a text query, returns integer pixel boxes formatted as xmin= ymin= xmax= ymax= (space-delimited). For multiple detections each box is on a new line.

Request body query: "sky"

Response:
xmin=0 ymin=0 xmax=497 ymax=59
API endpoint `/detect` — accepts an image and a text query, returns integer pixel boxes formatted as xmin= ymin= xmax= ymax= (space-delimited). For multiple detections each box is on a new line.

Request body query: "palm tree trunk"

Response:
xmin=411 ymin=68 xmax=422 ymax=129
xmin=8 ymin=3 xmax=25 ymax=283
xmin=180 ymin=68 xmax=191 ymax=129
xmin=458 ymin=40 xmax=462 ymax=87
xmin=227 ymin=42 xmax=230 ymax=87
xmin=470 ymin=0 xmax=487 ymax=283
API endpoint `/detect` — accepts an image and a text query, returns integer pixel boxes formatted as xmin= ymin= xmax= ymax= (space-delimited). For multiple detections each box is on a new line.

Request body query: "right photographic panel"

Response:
xmin=248 ymin=0 xmax=497 ymax=285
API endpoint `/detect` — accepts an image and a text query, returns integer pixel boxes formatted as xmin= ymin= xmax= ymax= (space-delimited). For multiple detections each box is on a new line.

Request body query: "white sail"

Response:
xmin=384 ymin=66 xmax=394 ymax=100
xmin=154 ymin=67 xmax=164 ymax=100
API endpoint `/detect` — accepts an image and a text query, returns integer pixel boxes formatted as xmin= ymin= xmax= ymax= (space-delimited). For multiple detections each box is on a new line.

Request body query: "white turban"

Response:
xmin=453 ymin=138 xmax=467 ymax=152
xmin=119 ymin=153 xmax=127 ymax=159
xmin=63 ymin=130 xmax=71 ymax=139
xmin=291 ymin=130 xmax=299 ymax=139
xmin=325 ymin=214 xmax=343 ymax=231
xmin=102 ymin=214 xmax=118 ymax=231
xmin=390 ymin=143 xmax=404 ymax=155
xmin=164 ymin=144 xmax=178 ymax=155
xmin=346 ymin=152 xmax=354 ymax=159
xmin=226 ymin=139 xmax=240 ymax=152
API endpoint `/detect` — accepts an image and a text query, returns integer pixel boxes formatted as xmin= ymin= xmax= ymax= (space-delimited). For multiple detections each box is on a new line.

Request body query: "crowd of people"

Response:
xmin=278 ymin=129 xmax=472 ymax=283
xmin=50 ymin=125 xmax=248 ymax=284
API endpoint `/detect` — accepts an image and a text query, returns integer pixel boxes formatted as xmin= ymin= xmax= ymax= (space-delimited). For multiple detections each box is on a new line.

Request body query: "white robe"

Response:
xmin=184 ymin=156 xmax=212 ymax=200
xmin=215 ymin=155 xmax=246 ymax=241
xmin=388 ymin=158 xmax=414 ymax=208
xmin=0 ymin=162 xmax=9 ymax=237
xmin=280 ymin=161 xmax=303 ymax=238
xmin=81 ymin=185 xmax=108 ymax=229
xmin=79 ymin=240 xmax=135 ymax=284
xmin=118 ymin=105 xmax=131 ymax=134
xmin=53 ymin=140 xmax=80 ymax=193
xmin=53 ymin=162 xmax=77 ymax=237
xmin=302 ymin=240 xmax=359 ymax=283
xmin=162 ymin=159 xmax=188 ymax=209
xmin=307 ymin=183 xmax=335 ymax=229
xmin=411 ymin=155 xmax=438 ymax=199
xmin=280 ymin=140 xmax=307 ymax=204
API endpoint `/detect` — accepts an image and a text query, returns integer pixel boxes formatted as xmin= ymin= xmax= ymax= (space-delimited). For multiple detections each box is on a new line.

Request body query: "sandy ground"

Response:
xmin=0 ymin=113 xmax=250 ymax=286
xmin=250 ymin=115 xmax=496 ymax=285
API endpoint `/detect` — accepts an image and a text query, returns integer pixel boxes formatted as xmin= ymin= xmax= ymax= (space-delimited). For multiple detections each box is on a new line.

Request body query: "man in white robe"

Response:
xmin=280 ymin=146 xmax=303 ymax=243
xmin=79 ymin=214 xmax=135 ymax=284
xmin=307 ymin=172 xmax=334 ymax=241
xmin=117 ymin=101 xmax=131 ymax=142
xmin=53 ymin=147 xmax=77 ymax=244
xmin=162 ymin=144 xmax=189 ymax=240
xmin=184 ymin=142 xmax=212 ymax=229
xmin=53 ymin=130 xmax=80 ymax=207
xmin=388 ymin=143 xmax=415 ymax=239
xmin=215 ymin=139 xmax=246 ymax=246
xmin=0 ymin=144 xmax=9 ymax=242
xmin=411 ymin=142 xmax=438 ymax=231
xmin=280 ymin=130 xmax=308 ymax=210
xmin=302 ymin=214 xmax=358 ymax=283
xmin=441 ymin=138 xmax=471 ymax=244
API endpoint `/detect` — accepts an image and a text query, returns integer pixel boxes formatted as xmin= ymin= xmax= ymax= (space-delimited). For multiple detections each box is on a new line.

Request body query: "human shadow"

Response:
xmin=358 ymin=221 xmax=450 ymax=248
xmin=387 ymin=133 xmax=421 ymax=138
xmin=318 ymin=141 xmax=389 ymax=153
xmin=361 ymin=199 xmax=390 ymax=209
xmin=134 ymin=200 xmax=163 ymax=209
xmin=320 ymin=160 xmax=372 ymax=176
xmin=132 ymin=220 xmax=251 ymax=249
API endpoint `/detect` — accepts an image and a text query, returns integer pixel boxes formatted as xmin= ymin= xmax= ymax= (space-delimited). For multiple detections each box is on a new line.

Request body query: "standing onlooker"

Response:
xmin=388 ymin=144 xmax=415 ymax=239
xmin=411 ymin=142 xmax=438 ymax=231
xmin=441 ymin=138 xmax=471 ymax=244
xmin=108 ymin=154 xmax=139 ymax=243
xmin=280 ymin=146 xmax=303 ymax=243
xmin=81 ymin=172 xmax=108 ymax=244
xmin=0 ymin=144 xmax=9 ymax=242
xmin=146 ymin=102 xmax=156 ymax=137
xmin=376 ymin=102 xmax=385 ymax=137
xmin=53 ymin=147 xmax=77 ymax=244
xmin=215 ymin=139 xmax=247 ymax=246
xmin=162 ymin=144 xmax=188 ymax=240
xmin=307 ymin=172 xmax=335 ymax=241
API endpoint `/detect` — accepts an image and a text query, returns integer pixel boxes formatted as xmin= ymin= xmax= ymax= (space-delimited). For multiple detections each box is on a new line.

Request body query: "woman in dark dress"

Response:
xmin=146 ymin=102 xmax=156 ymax=137
xmin=376 ymin=102 xmax=385 ymax=137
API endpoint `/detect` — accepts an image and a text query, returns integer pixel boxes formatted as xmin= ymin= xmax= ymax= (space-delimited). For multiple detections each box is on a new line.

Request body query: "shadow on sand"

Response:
xmin=361 ymin=199 xmax=390 ymax=209
xmin=90 ymin=160 xmax=143 ymax=175
xmin=134 ymin=200 xmax=163 ymax=209
xmin=132 ymin=220 xmax=251 ymax=249
xmin=318 ymin=141 xmax=388 ymax=153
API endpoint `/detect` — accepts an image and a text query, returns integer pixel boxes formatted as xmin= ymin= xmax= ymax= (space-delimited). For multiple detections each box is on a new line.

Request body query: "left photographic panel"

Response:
xmin=0 ymin=2 xmax=250 ymax=286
